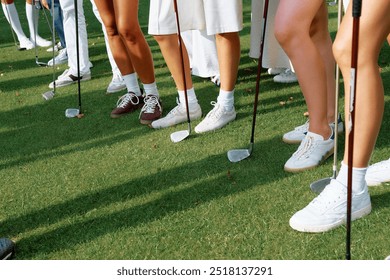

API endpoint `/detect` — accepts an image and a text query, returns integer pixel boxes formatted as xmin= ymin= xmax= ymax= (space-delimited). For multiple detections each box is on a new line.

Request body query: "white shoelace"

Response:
xmin=117 ymin=93 xmax=139 ymax=108
xmin=293 ymin=135 xmax=317 ymax=159
xmin=204 ymin=101 xmax=224 ymax=122
xmin=141 ymin=95 xmax=160 ymax=114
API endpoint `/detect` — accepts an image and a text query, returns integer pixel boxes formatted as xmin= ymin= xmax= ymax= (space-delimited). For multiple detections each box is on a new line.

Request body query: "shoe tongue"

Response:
xmin=306 ymin=131 xmax=324 ymax=141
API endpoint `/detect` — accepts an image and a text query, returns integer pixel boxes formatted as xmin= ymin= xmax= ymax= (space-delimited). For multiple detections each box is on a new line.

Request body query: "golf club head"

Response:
xmin=227 ymin=149 xmax=251 ymax=163
xmin=36 ymin=61 xmax=47 ymax=67
xmin=65 ymin=108 xmax=80 ymax=118
xmin=170 ymin=130 xmax=190 ymax=143
xmin=42 ymin=90 xmax=55 ymax=100
xmin=310 ymin=177 xmax=331 ymax=194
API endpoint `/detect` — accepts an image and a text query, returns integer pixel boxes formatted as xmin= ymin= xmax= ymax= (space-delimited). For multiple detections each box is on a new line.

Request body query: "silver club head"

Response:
xmin=310 ymin=177 xmax=331 ymax=194
xmin=42 ymin=90 xmax=55 ymax=100
xmin=170 ymin=130 xmax=190 ymax=143
xmin=65 ymin=108 xmax=80 ymax=118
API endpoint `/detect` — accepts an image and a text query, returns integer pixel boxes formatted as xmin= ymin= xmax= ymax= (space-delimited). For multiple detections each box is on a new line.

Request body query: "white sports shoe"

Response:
xmin=49 ymin=69 xmax=91 ymax=89
xmin=283 ymin=115 xmax=344 ymax=144
xmin=289 ymin=179 xmax=372 ymax=233
xmin=194 ymin=102 xmax=236 ymax=133
xmin=106 ymin=74 xmax=126 ymax=94
xmin=273 ymin=69 xmax=298 ymax=83
xmin=284 ymin=130 xmax=334 ymax=172
xmin=47 ymin=42 xmax=63 ymax=52
xmin=19 ymin=37 xmax=34 ymax=50
xmin=267 ymin=68 xmax=286 ymax=75
xmin=47 ymin=48 xmax=68 ymax=66
xmin=31 ymin=35 xmax=52 ymax=47
xmin=150 ymin=99 xmax=202 ymax=129
xmin=365 ymin=158 xmax=390 ymax=186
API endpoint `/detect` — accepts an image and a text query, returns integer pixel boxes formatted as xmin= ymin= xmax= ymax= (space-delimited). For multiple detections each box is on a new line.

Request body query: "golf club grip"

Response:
xmin=172 ymin=0 xmax=191 ymax=126
xmin=352 ymin=0 xmax=362 ymax=18
xmin=250 ymin=0 xmax=269 ymax=143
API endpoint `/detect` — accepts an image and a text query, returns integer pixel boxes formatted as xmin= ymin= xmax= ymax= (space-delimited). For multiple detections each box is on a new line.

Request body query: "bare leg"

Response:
xmin=93 ymin=0 xmax=135 ymax=76
xmin=215 ymin=32 xmax=240 ymax=92
xmin=153 ymin=34 xmax=193 ymax=91
xmin=275 ymin=0 xmax=331 ymax=139
xmin=114 ymin=0 xmax=155 ymax=84
xmin=333 ymin=0 xmax=390 ymax=168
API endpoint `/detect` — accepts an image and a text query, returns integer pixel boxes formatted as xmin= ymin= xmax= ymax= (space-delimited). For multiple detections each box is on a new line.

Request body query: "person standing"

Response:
xmin=94 ymin=0 xmax=162 ymax=124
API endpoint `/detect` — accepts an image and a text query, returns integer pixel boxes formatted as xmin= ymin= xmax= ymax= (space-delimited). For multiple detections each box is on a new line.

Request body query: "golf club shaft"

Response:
xmin=172 ymin=0 xmax=191 ymax=132
xmin=52 ymin=0 xmax=56 ymax=92
xmin=250 ymin=0 xmax=269 ymax=145
xmin=74 ymin=0 xmax=82 ymax=112
xmin=346 ymin=0 xmax=362 ymax=261
xmin=332 ymin=0 xmax=343 ymax=177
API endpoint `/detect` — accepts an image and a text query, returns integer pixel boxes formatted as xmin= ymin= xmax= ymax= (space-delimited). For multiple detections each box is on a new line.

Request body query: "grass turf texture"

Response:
xmin=0 ymin=1 xmax=389 ymax=260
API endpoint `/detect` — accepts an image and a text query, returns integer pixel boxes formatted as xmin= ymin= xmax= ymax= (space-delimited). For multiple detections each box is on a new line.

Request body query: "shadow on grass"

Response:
xmin=1 ymin=134 xmax=294 ymax=259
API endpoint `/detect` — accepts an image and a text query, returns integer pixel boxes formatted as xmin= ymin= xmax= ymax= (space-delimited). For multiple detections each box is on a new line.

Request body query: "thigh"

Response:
xmin=114 ymin=0 xmax=139 ymax=30
xmin=93 ymin=0 xmax=116 ymax=29
xmin=276 ymin=0 xmax=323 ymax=33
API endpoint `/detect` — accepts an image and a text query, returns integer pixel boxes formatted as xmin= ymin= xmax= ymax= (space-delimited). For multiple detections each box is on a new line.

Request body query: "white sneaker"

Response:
xmin=273 ymin=69 xmax=298 ymax=83
xmin=289 ymin=179 xmax=372 ymax=233
xmin=283 ymin=115 xmax=344 ymax=144
xmin=47 ymin=42 xmax=63 ymax=52
xmin=106 ymin=74 xmax=126 ymax=94
xmin=19 ymin=37 xmax=34 ymax=50
xmin=365 ymin=158 xmax=390 ymax=186
xmin=150 ymin=99 xmax=202 ymax=129
xmin=31 ymin=35 xmax=52 ymax=47
xmin=284 ymin=130 xmax=334 ymax=172
xmin=267 ymin=68 xmax=286 ymax=75
xmin=47 ymin=48 xmax=68 ymax=66
xmin=49 ymin=69 xmax=91 ymax=89
xmin=194 ymin=102 xmax=236 ymax=133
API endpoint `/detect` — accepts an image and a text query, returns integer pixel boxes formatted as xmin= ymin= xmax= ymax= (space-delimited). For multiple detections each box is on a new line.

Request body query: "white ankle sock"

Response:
xmin=123 ymin=73 xmax=141 ymax=96
xmin=26 ymin=2 xmax=38 ymax=41
xmin=336 ymin=161 xmax=368 ymax=193
xmin=143 ymin=82 xmax=159 ymax=97
xmin=2 ymin=3 xmax=28 ymax=42
xmin=217 ymin=89 xmax=234 ymax=111
xmin=178 ymin=88 xmax=198 ymax=110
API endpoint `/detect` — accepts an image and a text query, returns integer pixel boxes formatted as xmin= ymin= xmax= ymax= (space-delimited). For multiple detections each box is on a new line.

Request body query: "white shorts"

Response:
xmin=148 ymin=0 xmax=243 ymax=36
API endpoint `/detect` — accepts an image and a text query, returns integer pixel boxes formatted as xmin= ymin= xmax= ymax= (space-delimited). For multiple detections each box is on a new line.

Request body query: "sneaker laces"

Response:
xmin=310 ymin=180 xmax=345 ymax=209
xmin=116 ymin=93 xmax=139 ymax=108
xmin=141 ymin=95 xmax=160 ymax=114
xmin=204 ymin=101 xmax=224 ymax=122
xmin=166 ymin=98 xmax=186 ymax=117
xmin=293 ymin=134 xmax=317 ymax=159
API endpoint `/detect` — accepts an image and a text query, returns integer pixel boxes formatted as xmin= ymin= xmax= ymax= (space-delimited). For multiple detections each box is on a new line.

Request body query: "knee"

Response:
xmin=333 ymin=36 xmax=351 ymax=70
xmin=117 ymin=24 xmax=141 ymax=45
xmin=274 ymin=21 xmax=296 ymax=48
xmin=105 ymin=25 xmax=120 ymax=38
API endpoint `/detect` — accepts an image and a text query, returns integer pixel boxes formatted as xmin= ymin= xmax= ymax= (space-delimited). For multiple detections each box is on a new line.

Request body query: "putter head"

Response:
xmin=170 ymin=130 xmax=190 ymax=143
xmin=42 ymin=90 xmax=55 ymax=100
xmin=310 ymin=177 xmax=331 ymax=194
xmin=65 ymin=108 xmax=80 ymax=118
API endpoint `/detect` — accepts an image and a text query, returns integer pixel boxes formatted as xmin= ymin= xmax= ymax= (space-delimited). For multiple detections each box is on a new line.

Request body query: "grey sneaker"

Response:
xmin=194 ymin=102 xmax=236 ymax=133
xmin=273 ymin=69 xmax=298 ymax=83
xmin=284 ymin=129 xmax=334 ymax=172
xmin=283 ymin=114 xmax=344 ymax=144
xmin=150 ymin=98 xmax=202 ymax=129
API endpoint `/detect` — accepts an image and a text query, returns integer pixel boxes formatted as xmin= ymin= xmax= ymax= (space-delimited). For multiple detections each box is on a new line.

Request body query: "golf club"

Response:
xmin=310 ymin=0 xmax=343 ymax=193
xmin=33 ymin=0 xmax=47 ymax=66
xmin=227 ymin=0 xmax=269 ymax=162
xmin=346 ymin=0 xmax=362 ymax=260
xmin=170 ymin=0 xmax=191 ymax=143
xmin=65 ymin=0 xmax=82 ymax=117
xmin=42 ymin=1 xmax=56 ymax=100
xmin=4 ymin=3 xmax=26 ymax=51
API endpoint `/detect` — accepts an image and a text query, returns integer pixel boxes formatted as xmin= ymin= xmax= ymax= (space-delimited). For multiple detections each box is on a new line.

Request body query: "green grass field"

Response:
xmin=0 ymin=1 xmax=389 ymax=260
